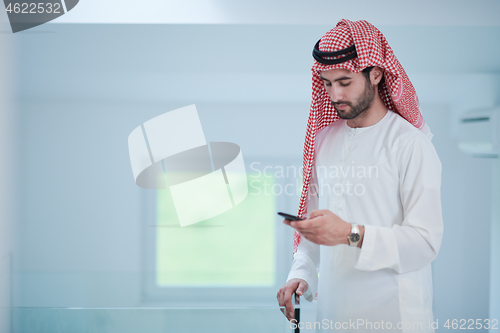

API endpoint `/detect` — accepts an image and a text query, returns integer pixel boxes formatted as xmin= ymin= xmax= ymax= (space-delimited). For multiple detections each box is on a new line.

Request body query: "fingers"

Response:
xmin=283 ymin=219 xmax=310 ymax=232
xmin=277 ymin=283 xmax=298 ymax=321
xmin=278 ymin=290 xmax=286 ymax=317
xmin=283 ymin=289 xmax=295 ymax=320
xmin=283 ymin=215 xmax=320 ymax=230
xmin=277 ymin=287 xmax=289 ymax=319
xmin=289 ymin=218 xmax=322 ymax=232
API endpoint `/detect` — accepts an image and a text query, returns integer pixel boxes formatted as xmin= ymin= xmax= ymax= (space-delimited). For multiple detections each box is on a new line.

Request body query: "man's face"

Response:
xmin=319 ymin=68 xmax=375 ymax=120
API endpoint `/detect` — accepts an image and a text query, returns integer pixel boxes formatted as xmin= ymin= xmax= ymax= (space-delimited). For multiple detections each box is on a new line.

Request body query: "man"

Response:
xmin=277 ymin=19 xmax=443 ymax=332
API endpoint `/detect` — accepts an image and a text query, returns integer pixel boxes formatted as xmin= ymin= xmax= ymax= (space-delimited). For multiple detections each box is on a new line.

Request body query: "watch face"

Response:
xmin=350 ymin=234 xmax=360 ymax=242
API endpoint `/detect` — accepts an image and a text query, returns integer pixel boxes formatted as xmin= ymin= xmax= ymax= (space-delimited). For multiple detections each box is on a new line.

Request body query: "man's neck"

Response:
xmin=346 ymin=96 xmax=388 ymax=128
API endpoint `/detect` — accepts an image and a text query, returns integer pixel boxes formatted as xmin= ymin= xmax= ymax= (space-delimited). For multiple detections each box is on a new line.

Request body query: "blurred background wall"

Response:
xmin=0 ymin=9 xmax=16 ymax=333
xmin=1 ymin=1 xmax=499 ymax=332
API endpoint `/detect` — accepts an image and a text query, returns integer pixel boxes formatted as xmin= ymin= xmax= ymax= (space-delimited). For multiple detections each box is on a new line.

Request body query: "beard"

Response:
xmin=332 ymin=80 xmax=375 ymax=120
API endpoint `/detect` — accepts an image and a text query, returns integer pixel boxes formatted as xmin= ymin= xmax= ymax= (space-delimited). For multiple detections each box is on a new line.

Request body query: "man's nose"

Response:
xmin=329 ymin=87 xmax=342 ymax=103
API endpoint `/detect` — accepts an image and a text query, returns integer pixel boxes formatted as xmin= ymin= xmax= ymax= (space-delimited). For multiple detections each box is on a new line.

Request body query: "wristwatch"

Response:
xmin=348 ymin=223 xmax=360 ymax=247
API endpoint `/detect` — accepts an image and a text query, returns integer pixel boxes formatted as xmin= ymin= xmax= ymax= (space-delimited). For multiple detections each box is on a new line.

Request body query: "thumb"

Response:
xmin=308 ymin=209 xmax=326 ymax=220
xmin=296 ymin=281 xmax=308 ymax=296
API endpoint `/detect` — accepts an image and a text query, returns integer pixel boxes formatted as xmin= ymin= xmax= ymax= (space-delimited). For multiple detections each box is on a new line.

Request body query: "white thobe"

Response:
xmin=287 ymin=110 xmax=443 ymax=332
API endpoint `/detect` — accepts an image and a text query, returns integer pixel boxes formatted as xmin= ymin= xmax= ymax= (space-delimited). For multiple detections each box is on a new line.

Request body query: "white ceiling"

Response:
xmin=54 ymin=0 xmax=500 ymax=26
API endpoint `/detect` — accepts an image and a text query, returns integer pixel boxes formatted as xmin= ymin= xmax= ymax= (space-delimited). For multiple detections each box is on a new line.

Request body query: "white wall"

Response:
xmin=491 ymin=159 xmax=500 ymax=331
xmin=54 ymin=0 xmax=500 ymax=26
xmin=14 ymin=100 xmax=308 ymax=308
xmin=0 ymin=14 xmax=16 ymax=333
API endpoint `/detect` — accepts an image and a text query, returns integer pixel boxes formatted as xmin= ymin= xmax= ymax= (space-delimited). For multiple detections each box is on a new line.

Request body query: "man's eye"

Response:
xmin=324 ymin=82 xmax=332 ymax=87
xmin=339 ymin=82 xmax=350 ymax=87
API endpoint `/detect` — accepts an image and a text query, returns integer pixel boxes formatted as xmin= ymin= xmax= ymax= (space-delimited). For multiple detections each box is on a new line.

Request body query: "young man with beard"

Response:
xmin=276 ymin=20 xmax=443 ymax=332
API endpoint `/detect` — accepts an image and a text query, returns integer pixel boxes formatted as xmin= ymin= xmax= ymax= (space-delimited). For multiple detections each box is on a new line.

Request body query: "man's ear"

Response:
xmin=371 ymin=67 xmax=384 ymax=85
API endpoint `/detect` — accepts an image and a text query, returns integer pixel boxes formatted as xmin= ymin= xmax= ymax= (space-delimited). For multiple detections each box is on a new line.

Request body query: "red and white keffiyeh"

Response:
xmin=293 ymin=19 xmax=427 ymax=253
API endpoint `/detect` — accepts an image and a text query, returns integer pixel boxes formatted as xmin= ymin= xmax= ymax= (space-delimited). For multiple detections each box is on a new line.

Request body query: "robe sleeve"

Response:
xmin=355 ymin=133 xmax=444 ymax=274
xmin=285 ymin=166 xmax=320 ymax=301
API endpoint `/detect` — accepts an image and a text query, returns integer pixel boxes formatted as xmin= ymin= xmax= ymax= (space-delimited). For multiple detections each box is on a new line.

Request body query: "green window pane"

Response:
xmin=156 ymin=173 xmax=276 ymax=287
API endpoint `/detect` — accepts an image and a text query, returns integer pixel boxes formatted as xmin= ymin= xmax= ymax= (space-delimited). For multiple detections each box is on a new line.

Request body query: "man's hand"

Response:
xmin=283 ymin=210 xmax=361 ymax=246
xmin=277 ymin=278 xmax=308 ymax=321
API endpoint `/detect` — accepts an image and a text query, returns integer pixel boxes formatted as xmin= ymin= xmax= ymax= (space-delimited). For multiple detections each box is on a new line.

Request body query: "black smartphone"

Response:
xmin=278 ymin=212 xmax=304 ymax=221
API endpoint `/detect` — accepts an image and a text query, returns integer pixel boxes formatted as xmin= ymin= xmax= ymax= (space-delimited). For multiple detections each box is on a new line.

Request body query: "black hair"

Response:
xmin=361 ymin=66 xmax=385 ymax=86
xmin=361 ymin=66 xmax=374 ymax=81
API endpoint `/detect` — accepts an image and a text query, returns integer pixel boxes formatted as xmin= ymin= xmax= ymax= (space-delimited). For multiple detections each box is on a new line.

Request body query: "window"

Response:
xmin=142 ymin=159 xmax=300 ymax=305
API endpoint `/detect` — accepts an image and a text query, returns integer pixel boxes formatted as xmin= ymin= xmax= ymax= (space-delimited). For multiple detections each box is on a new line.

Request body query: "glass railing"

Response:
xmin=12 ymin=306 xmax=297 ymax=333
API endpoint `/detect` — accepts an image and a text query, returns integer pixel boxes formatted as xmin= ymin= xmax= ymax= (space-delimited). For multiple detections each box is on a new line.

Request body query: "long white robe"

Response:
xmin=287 ymin=110 xmax=443 ymax=332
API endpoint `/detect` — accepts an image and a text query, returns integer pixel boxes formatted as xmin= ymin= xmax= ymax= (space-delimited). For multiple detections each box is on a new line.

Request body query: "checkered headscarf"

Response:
xmin=293 ymin=19 xmax=428 ymax=252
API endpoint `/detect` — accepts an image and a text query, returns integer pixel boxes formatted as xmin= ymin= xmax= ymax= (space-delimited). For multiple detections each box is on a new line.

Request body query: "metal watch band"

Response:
xmin=348 ymin=223 xmax=360 ymax=247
